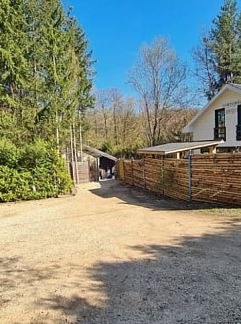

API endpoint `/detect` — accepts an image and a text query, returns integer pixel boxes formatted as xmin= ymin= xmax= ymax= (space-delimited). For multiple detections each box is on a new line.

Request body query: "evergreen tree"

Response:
xmin=234 ymin=11 xmax=241 ymax=82
xmin=36 ymin=0 xmax=69 ymax=147
xmin=64 ymin=14 xmax=94 ymax=140
xmin=0 ymin=0 xmax=32 ymax=142
xmin=0 ymin=0 xmax=94 ymax=147
xmin=209 ymin=0 xmax=238 ymax=86
xmin=194 ymin=0 xmax=241 ymax=98
xmin=34 ymin=2 xmax=94 ymax=148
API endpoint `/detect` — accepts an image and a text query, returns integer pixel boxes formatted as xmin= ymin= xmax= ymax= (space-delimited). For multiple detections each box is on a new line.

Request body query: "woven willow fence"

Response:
xmin=117 ymin=154 xmax=241 ymax=207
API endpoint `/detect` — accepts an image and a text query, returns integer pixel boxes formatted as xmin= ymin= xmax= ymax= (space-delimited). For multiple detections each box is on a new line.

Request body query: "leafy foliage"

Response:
xmin=0 ymin=139 xmax=72 ymax=202
xmin=0 ymin=0 xmax=94 ymax=201
xmin=0 ymin=138 xmax=19 ymax=168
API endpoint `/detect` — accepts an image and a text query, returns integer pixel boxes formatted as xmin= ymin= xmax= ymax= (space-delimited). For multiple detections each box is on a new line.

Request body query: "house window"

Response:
xmin=214 ymin=108 xmax=226 ymax=140
xmin=237 ymin=105 xmax=241 ymax=140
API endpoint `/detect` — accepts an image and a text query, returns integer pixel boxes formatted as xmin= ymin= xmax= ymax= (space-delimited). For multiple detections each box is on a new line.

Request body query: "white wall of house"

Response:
xmin=184 ymin=88 xmax=241 ymax=148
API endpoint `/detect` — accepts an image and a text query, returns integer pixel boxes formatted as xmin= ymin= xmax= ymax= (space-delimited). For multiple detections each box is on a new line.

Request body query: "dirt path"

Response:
xmin=1 ymin=180 xmax=241 ymax=323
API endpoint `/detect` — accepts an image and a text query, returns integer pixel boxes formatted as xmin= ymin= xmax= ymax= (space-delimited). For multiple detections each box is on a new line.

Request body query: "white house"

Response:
xmin=183 ymin=83 xmax=241 ymax=152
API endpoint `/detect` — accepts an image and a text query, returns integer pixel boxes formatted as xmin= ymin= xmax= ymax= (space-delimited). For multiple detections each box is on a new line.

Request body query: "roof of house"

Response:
xmin=230 ymin=83 xmax=241 ymax=91
xmin=83 ymin=145 xmax=117 ymax=161
xmin=137 ymin=141 xmax=222 ymax=156
xmin=183 ymin=83 xmax=241 ymax=132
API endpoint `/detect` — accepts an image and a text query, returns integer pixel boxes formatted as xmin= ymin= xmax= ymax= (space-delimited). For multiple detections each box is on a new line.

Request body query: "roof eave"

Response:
xmin=184 ymin=84 xmax=241 ymax=130
xmin=137 ymin=141 xmax=223 ymax=155
xmin=83 ymin=145 xmax=117 ymax=161
xmin=137 ymin=150 xmax=165 ymax=155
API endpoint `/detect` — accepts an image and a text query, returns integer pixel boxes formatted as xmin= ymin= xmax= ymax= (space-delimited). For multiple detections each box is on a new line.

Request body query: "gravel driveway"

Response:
xmin=1 ymin=180 xmax=241 ymax=323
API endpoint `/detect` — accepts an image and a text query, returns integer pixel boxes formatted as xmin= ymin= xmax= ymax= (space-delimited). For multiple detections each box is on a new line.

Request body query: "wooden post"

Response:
xmin=143 ymin=158 xmax=146 ymax=189
xmin=88 ymin=157 xmax=91 ymax=182
xmin=188 ymin=150 xmax=192 ymax=205
xmin=209 ymin=145 xmax=217 ymax=154
xmin=161 ymin=156 xmax=164 ymax=196
xmin=96 ymin=157 xmax=100 ymax=181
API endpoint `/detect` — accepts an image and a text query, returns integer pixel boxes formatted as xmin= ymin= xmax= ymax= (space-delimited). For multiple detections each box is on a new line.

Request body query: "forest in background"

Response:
xmin=1 ymin=0 xmax=241 ymax=199
xmin=0 ymin=0 xmax=93 ymax=201
xmin=1 ymin=0 xmax=241 ymax=157
xmin=85 ymin=0 xmax=241 ymax=155
xmin=85 ymin=88 xmax=197 ymax=157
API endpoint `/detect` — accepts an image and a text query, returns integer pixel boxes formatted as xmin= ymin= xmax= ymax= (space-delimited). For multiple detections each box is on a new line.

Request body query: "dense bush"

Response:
xmin=0 ymin=139 xmax=72 ymax=202
xmin=0 ymin=139 xmax=19 ymax=168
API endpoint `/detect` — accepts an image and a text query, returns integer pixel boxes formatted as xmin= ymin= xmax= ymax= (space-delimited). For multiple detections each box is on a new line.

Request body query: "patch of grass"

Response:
xmin=198 ymin=208 xmax=241 ymax=217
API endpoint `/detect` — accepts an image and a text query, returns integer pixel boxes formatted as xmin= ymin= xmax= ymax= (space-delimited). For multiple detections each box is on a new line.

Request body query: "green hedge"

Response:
xmin=0 ymin=139 xmax=72 ymax=202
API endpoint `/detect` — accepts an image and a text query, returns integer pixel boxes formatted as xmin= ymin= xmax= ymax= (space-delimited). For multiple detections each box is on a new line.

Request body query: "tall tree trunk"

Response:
xmin=73 ymin=123 xmax=79 ymax=184
xmin=113 ymin=103 xmax=118 ymax=146
xmin=70 ymin=125 xmax=76 ymax=184
xmin=143 ymin=96 xmax=153 ymax=146
xmin=102 ymin=104 xmax=108 ymax=140
xmin=79 ymin=111 xmax=83 ymax=161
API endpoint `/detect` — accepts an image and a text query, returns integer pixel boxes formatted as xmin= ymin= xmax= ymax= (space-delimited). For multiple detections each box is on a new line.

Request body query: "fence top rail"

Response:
xmin=121 ymin=157 xmax=189 ymax=163
xmin=192 ymin=153 xmax=241 ymax=159
xmin=119 ymin=152 xmax=241 ymax=163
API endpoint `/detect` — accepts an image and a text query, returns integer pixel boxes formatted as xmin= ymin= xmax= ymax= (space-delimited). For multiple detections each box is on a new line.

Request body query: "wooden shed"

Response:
xmin=83 ymin=145 xmax=117 ymax=180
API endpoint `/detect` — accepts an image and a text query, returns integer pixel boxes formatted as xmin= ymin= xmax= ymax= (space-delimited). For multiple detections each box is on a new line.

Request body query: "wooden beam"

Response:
xmin=209 ymin=146 xmax=217 ymax=154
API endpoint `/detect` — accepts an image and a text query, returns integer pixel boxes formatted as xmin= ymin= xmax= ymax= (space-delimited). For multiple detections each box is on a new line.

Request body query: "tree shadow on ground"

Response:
xmin=0 ymin=257 xmax=61 ymax=286
xmin=90 ymin=179 xmax=240 ymax=211
xmin=37 ymin=219 xmax=241 ymax=323
xmin=0 ymin=256 xmax=62 ymax=311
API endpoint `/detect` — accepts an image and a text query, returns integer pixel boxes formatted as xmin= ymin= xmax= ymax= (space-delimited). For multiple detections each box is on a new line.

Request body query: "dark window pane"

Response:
xmin=238 ymin=105 xmax=241 ymax=125
xmin=215 ymin=108 xmax=225 ymax=128
xmin=214 ymin=108 xmax=226 ymax=140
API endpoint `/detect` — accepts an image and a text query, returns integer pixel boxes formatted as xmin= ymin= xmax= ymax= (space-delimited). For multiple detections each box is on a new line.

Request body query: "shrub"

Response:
xmin=0 ymin=139 xmax=72 ymax=202
xmin=0 ymin=166 xmax=36 ymax=202
xmin=0 ymin=138 xmax=19 ymax=168
xmin=19 ymin=140 xmax=53 ymax=170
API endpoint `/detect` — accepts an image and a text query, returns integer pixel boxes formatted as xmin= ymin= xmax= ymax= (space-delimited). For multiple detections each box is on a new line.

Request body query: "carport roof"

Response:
xmin=137 ymin=141 xmax=223 ymax=155
xmin=83 ymin=145 xmax=117 ymax=161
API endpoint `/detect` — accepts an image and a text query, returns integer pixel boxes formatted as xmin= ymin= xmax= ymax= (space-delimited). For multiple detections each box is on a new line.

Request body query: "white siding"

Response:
xmin=189 ymin=89 xmax=241 ymax=147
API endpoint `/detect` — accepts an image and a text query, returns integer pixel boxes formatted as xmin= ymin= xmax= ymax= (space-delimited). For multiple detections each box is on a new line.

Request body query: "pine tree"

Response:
xmin=35 ymin=0 xmax=67 ymax=146
xmin=0 ymin=0 xmax=32 ymax=142
xmin=234 ymin=11 xmax=241 ymax=83
xmin=209 ymin=0 xmax=238 ymax=86
xmin=33 ymin=1 xmax=94 ymax=147
xmin=0 ymin=0 xmax=94 ymax=147
xmin=194 ymin=0 xmax=241 ymax=98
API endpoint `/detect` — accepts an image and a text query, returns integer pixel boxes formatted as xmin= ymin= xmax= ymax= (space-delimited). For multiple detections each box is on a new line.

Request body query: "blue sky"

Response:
xmin=62 ymin=0 xmax=241 ymax=96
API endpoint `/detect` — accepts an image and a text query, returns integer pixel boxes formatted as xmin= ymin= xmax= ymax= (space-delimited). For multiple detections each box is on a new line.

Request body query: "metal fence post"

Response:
xmin=143 ymin=157 xmax=146 ymax=189
xmin=131 ymin=158 xmax=134 ymax=185
xmin=188 ymin=150 xmax=192 ymax=205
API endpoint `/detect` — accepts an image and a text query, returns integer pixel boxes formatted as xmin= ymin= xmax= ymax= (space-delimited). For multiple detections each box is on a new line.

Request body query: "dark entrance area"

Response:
xmin=83 ymin=145 xmax=117 ymax=181
xmin=99 ymin=156 xmax=116 ymax=179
